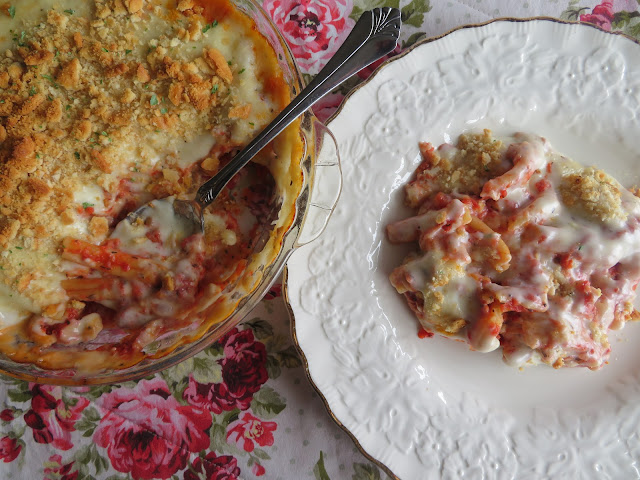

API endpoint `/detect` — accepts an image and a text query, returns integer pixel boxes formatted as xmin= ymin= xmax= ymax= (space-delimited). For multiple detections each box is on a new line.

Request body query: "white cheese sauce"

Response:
xmin=492 ymin=134 xmax=640 ymax=367
xmin=73 ymin=184 xmax=107 ymax=214
xmin=0 ymin=1 xmax=91 ymax=52
xmin=390 ymin=132 xmax=640 ymax=369
xmin=110 ymin=197 xmax=194 ymax=258
xmin=173 ymin=134 xmax=216 ymax=169
xmin=0 ymin=284 xmax=35 ymax=328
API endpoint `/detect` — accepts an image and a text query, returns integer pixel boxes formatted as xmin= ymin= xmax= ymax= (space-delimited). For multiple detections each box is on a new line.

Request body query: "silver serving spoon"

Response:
xmin=122 ymin=8 xmax=401 ymax=236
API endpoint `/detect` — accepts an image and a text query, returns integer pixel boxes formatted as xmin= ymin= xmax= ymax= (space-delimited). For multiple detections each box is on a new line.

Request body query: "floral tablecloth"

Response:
xmin=0 ymin=1 xmax=637 ymax=479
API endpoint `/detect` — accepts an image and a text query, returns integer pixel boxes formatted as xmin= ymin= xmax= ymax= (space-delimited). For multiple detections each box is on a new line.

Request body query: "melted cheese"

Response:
xmin=388 ymin=131 xmax=640 ymax=369
xmin=174 ymin=133 xmax=217 ymax=169
xmin=0 ymin=284 xmax=36 ymax=328
xmin=110 ymin=197 xmax=194 ymax=257
xmin=0 ymin=1 xmax=91 ymax=52
xmin=74 ymin=184 xmax=107 ymax=214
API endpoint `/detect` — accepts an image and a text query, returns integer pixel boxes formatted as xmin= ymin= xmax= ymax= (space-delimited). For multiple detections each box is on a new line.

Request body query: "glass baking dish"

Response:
xmin=0 ymin=0 xmax=341 ymax=385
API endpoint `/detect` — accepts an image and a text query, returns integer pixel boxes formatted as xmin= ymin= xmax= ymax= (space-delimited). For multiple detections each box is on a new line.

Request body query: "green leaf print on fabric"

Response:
xmin=352 ymin=462 xmax=382 ymax=480
xmin=209 ymin=420 xmax=229 ymax=452
xmin=192 ymin=356 xmax=223 ymax=384
xmin=83 ymin=406 xmax=101 ymax=422
xmin=252 ymin=447 xmax=271 ymax=460
xmin=5 ymin=380 xmax=31 ymax=404
xmin=244 ymin=318 xmax=274 ymax=340
xmin=351 ymin=0 xmax=400 ymax=21
xmin=162 ymin=350 xmax=223 ymax=396
xmin=206 ymin=339 xmax=224 ymax=357
xmin=75 ymin=406 xmax=101 ymax=438
xmin=79 ymin=384 xmax=116 ymax=402
xmin=309 ymin=450 xmax=389 ymax=480
xmin=559 ymin=0 xmax=588 ymax=21
xmin=612 ymin=9 xmax=640 ymax=27
xmin=4 ymin=423 xmax=25 ymax=442
xmin=627 ymin=21 xmax=640 ymax=36
xmin=275 ymin=345 xmax=302 ymax=369
xmin=6 ymin=388 xmax=31 ymax=403
xmin=266 ymin=354 xmax=281 ymax=379
xmin=250 ymin=386 xmax=285 ymax=419
xmin=401 ymin=0 xmax=431 ymax=28
xmin=221 ymin=408 xmax=241 ymax=426
xmin=74 ymin=443 xmax=110 ymax=478
xmin=402 ymin=31 xmax=427 ymax=49
xmin=612 ymin=10 xmax=640 ymax=36
xmin=313 ymin=451 xmax=331 ymax=480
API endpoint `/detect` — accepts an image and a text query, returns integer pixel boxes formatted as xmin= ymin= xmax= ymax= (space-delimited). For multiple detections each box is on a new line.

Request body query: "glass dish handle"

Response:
xmin=296 ymin=121 xmax=342 ymax=246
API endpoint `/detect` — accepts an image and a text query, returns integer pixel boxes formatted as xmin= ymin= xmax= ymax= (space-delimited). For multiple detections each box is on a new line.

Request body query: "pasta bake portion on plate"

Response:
xmin=387 ymin=130 xmax=640 ymax=369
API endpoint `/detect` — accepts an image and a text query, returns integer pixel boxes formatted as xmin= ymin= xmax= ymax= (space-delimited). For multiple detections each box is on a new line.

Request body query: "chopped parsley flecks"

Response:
xmin=202 ymin=21 xmax=218 ymax=33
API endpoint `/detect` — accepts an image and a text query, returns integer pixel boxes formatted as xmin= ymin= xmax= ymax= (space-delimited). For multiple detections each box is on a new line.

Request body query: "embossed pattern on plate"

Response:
xmin=286 ymin=19 xmax=640 ymax=480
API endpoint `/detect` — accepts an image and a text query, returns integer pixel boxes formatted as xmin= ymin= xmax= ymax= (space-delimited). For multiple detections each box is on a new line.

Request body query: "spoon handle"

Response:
xmin=196 ymin=7 xmax=402 ymax=207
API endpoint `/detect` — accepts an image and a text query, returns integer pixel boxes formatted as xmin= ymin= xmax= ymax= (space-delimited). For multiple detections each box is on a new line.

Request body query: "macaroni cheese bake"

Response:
xmin=0 ymin=0 xmax=303 ymax=372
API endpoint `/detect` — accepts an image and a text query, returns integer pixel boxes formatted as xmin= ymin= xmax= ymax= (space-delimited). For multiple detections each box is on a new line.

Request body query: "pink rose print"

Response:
xmin=580 ymin=1 xmax=638 ymax=30
xmin=0 ymin=409 xmax=14 ymax=422
xmin=264 ymin=283 xmax=282 ymax=300
xmin=24 ymin=384 xmax=89 ymax=450
xmin=44 ymin=454 xmax=78 ymax=480
xmin=0 ymin=436 xmax=21 ymax=463
xmin=580 ymin=1 xmax=615 ymax=30
xmin=312 ymin=92 xmax=344 ymax=123
xmin=94 ymin=378 xmax=212 ymax=480
xmin=226 ymin=412 xmax=277 ymax=453
xmin=263 ymin=0 xmax=356 ymax=74
xmin=252 ymin=463 xmax=266 ymax=476
xmin=183 ymin=378 xmax=226 ymax=415
xmin=221 ymin=329 xmax=268 ymax=396
xmin=183 ymin=452 xmax=241 ymax=480
xmin=184 ymin=328 xmax=268 ymax=412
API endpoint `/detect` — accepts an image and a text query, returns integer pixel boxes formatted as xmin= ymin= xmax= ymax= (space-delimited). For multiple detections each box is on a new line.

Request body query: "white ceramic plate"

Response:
xmin=285 ymin=19 xmax=640 ymax=480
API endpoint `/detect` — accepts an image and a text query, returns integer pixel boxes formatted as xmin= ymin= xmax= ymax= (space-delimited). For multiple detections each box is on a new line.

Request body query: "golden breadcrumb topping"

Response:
xmin=560 ymin=167 xmax=626 ymax=223
xmin=0 ymin=0 xmax=287 ymax=310
xmin=406 ymin=129 xmax=506 ymax=208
